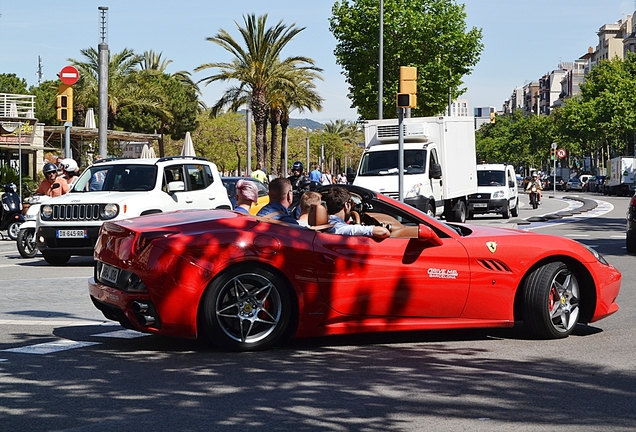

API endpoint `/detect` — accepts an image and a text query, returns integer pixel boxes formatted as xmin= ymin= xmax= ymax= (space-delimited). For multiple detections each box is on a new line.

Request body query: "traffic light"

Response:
xmin=397 ymin=66 xmax=417 ymax=109
xmin=550 ymin=148 xmax=556 ymax=160
xmin=490 ymin=112 xmax=496 ymax=124
xmin=56 ymin=84 xmax=73 ymax=123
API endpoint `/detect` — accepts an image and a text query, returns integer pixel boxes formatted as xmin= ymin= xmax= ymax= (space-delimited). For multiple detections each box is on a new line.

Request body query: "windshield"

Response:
xmin=72 ymin=164 xmax=158 ymax=192
xmin=358 ymin=149 xmax=426 ymax=176
xmin=477 ymin=170 xmax=506 ymax=187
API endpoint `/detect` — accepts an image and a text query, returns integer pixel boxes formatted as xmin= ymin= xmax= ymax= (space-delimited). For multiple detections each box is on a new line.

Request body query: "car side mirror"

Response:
xmin=508 ymin=180 xmax=515 ymax=187
xmin=167 ymin=181 xmax=185 ymax=193
xmin=418 ymin=224 xmax=443 ymax=246
xmin=429 ymin=163 xmax=442 ymax=179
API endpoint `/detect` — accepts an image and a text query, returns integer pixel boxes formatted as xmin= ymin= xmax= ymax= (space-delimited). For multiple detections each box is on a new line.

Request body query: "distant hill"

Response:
xmin=236 ymin=110 xmax=324 ymax=130
xmin=288 ymin=118 xmax=324 ymax=130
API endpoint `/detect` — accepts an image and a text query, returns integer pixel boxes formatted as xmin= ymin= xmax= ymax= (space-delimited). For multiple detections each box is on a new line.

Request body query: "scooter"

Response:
xmin=528 ymin=186 xmax=540 ymax=210
xmin=16 ymin=183 xmax=59 ymax=258
xmin=16 ymin=194 xmax=50 ymax=258
xmin=0 ymin=182 xmax=24 ymax=240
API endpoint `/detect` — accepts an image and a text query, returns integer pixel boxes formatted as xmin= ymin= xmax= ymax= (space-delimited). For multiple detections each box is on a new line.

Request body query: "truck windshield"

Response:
xmin=72 ymin=164 xmax=158 ymax=192
xmin=477 ymin=170 xmax=506 ymax=187
xmin=358 ymin=149 xmax=426 ymax=176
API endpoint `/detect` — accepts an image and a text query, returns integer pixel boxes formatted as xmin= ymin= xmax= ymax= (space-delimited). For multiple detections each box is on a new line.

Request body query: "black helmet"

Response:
xmin=291 ymin=161 xmax=303 ymax=172
xmin=43 ymin=162 xmax=58 ymax=175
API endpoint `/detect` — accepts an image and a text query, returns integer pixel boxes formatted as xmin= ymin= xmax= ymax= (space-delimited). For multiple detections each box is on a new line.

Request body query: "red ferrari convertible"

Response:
xmin=89 ymin=185 xmax=621 ymax=351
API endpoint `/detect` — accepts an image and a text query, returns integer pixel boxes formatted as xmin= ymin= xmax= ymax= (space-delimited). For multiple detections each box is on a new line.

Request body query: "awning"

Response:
xmin=43 ymin=126 xmax=161 ymax=143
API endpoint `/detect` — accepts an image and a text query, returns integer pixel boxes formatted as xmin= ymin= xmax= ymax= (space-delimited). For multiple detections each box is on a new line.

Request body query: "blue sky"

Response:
xmin=1 ymin=1 xmax=633 ymax=121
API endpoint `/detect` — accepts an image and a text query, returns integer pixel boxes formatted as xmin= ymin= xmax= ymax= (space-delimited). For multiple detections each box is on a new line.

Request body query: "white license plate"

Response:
xmin=100 ymin=264 xmax=120 ymax=284
xmin=474 ymin=203 xmax=488 ymax=208
xmin=56 ymin=229 xmax=87 ymax=238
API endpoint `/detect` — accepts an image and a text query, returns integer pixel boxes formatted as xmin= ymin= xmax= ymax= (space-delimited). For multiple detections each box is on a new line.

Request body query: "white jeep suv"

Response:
xmin=36 ymin=156 xmax=232 ymax=265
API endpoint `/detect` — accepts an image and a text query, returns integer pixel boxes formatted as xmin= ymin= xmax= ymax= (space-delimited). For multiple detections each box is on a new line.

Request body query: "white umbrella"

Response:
xmin=148 ymin=146 xmax=156 ymax=158
xmin=85 ymin=108 xmax=96 ymax=129
xmin=181 ymin=131 xmax=196 ymax=156
xmin=140 ymin=143 xmax=151 ymax=158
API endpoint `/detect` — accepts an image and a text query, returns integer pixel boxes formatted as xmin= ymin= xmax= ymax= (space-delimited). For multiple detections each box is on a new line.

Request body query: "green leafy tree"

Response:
xmin=0 ymin=73 xmax=28 ymax=94
xmin=196 ymin=14 xmax=322 ymax=169
xmin=28 ymin=80 xmax=58 ymax=125
xmin=330 ymin=0 xmax=483 ymax=119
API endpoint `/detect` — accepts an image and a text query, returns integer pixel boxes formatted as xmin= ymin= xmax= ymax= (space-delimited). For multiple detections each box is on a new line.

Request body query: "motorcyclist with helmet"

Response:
xmin=60 ymin=158 xmax=80 ymax=187
xmin=287 ymin=161 xmax=309 ymax=194
xmin=526 ymin=172 xmax=542 ymax=204
xmin=36 ymin=162 xmax=69 ymax=197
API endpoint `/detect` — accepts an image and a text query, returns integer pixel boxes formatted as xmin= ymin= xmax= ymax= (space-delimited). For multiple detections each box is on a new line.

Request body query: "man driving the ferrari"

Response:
xmin=325 ymin=186 xmax=390 ymax=237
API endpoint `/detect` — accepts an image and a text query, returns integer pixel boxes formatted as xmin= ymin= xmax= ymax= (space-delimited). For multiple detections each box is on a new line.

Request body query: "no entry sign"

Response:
xmin=60 ymin=65 xmax=79 ymax=85
xmin=557 ymin=148 xmax=567 ymax=159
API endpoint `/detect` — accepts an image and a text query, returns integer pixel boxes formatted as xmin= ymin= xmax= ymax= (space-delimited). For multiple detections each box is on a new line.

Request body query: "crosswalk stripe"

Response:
xmin=2 ymin=339 xmax=101 ymax=355
xmin=91 ymin=329 xmax=148 ymax=339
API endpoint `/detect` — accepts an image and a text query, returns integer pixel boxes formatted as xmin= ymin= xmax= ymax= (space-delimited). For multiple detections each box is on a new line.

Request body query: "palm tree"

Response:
xmin=324 ymin=119 xmax=359 ymax=145
xmin=195 ymin=13 xmax=321 ymax=169
xmin=69 ymin=47 xmax=169 ymax=129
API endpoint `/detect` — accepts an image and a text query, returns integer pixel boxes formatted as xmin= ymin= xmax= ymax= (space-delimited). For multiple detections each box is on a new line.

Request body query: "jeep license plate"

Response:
xmin=56 ymin=229 xmax=87 ymax=238
xmin=473 ymin=203 xmax=487 ymax=208
xmin=100 ymin=264 xmax=120 ymax=285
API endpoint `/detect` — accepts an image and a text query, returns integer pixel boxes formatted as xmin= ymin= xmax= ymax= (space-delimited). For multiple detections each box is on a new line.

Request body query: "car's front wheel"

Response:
xmin=522 ymin=262 xmax=580 ymax=338
xmin=200 ymin=265 xmax=295 ymax=351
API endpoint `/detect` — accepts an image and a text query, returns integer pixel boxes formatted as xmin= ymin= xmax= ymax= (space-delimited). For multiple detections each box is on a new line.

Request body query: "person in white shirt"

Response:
xmin=325 ymin=187 xmax=390 ymax=237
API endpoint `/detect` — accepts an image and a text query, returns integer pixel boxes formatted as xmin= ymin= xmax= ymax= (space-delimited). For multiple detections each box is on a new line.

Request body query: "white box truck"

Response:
xmin=352 ymin=116 xmax=477 ymax=222
xmin=607 ymin=156 xmax=636 ymax=196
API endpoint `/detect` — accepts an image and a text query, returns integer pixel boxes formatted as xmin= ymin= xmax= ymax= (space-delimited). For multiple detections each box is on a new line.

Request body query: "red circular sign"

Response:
xmin=60 ymin=65 xmax=79 ymax=85
xmin=557 ymin=148 xmax=567 ymax=159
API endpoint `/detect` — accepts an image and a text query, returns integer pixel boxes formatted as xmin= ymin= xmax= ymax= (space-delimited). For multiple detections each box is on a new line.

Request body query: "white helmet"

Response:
xmin=61 ymin=158 xmax=78 ymax=173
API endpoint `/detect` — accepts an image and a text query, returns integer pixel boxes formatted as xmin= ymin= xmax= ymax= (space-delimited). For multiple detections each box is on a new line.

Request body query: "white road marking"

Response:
xmin=91 ymin=329 xmax=148 ymax=339
xmin=2 ymin=339 xmax=100 ymax=355
xmin=611 ymin=235 xmax=626 ymax=238
xmin=565 ymin=234 xmax=590 ymax=237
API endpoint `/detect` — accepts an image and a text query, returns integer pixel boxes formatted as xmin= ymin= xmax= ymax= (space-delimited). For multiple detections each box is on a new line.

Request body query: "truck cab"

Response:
xmin=467 ymin=164 xmax=519 ymax=219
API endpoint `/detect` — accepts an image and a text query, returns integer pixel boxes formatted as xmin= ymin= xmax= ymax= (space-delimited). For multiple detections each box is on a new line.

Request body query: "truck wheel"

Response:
xmin=426 ymin=203 xmax=435 ymax=218
xmin=502 ymin=203 xmax=510 ymax=219
xmin=511 ymin=200 xmax=519 ymax=217
xmin=452 ymin=201 xmax=466 ymax=223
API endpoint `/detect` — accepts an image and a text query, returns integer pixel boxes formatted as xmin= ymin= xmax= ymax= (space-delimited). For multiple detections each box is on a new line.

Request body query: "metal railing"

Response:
xmin=0 ymin=93 xmax=36 ymax=119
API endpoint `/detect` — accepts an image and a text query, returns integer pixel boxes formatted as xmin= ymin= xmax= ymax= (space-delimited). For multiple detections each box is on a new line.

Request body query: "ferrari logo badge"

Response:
xmin=486 ymin=241 xmax=497 ymax=254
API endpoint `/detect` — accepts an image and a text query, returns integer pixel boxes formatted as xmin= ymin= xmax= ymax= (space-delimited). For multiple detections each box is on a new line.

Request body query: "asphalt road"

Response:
xmin=0 ymin=191 xmax=634 ymax=431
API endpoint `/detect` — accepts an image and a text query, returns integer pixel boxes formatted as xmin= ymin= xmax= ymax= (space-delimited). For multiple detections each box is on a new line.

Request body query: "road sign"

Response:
xmin=557 ymin=148 xmax=566 ymax=159
xmin=59 ymin=65 xmax=79 ymax=85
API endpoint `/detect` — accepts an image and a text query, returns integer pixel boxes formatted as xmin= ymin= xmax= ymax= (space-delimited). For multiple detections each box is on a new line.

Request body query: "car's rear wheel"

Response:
xmin=201 ymin=265 xmax=294 ymax=351
xmin=522 ymin=262 xmax=580 ymax=339
xmin=627 ymin=231 xmax=636 ymax=253
xmin=42 ymin=253 xmax=70 ymax=265
xmin=501 ymin=202 xmax=510 ymax=219
xmin=511 ymin=199 xmax=519 ymax=217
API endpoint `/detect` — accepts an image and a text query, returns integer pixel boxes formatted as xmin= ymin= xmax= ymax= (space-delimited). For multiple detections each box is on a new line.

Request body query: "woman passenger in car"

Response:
xmin=234 ymin=179 xmax=258 ymax=214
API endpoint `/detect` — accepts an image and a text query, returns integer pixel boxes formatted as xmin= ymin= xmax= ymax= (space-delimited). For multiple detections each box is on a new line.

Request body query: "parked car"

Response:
xmin=565 ymin=177 xmax=583 ymax=191
xmin=36 ymin=156 xmax=232 ymax=265
xmin=627 ymin=192 xmax=636 ymax=253
xmin=222 ymin=177 xmax=269 ymax=215
xmin=89 ymin=184 xmax=621 ymax=351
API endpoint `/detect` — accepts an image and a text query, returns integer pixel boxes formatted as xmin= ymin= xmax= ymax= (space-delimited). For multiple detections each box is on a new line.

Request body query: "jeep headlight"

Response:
xmin=492 ymin=190 xmax=505 ymax=199
xmin=405 ymin=183 xmax=424 ymax=198
xmin=101 ymin=203 xmax=119 ymax=220
xmin=41 ymin=204 xmax=53 ymax=219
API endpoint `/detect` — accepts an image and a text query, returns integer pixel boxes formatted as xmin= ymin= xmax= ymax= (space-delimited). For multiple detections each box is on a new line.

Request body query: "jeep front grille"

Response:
xmin=50 ymin=204 xmax=103 ymax=221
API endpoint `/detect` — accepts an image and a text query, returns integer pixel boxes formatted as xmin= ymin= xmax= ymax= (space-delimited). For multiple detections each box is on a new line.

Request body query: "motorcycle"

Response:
xmin=0 ymin=182 xmax=24 ymax=240
xmin=16 ymin=183 xmax=59 ymax=258
xmin=17 ymin=194 xmax=50 ymax=258
xmin=528 ymin=185 xmax=540 ymax=210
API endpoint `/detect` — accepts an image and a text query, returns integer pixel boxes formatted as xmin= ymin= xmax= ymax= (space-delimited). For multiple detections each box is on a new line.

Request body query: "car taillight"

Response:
xmin=630 ymin=195 xmax=636 ymax=207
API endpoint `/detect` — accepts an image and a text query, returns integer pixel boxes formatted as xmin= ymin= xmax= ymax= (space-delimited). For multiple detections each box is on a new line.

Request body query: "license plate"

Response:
xmin=100 ymin=264 xmax=120 ymax=285
xmin=474 ymin=203 xmax=487 ymax=208
xmin=56 ymin=229 xmax=87 ymax=238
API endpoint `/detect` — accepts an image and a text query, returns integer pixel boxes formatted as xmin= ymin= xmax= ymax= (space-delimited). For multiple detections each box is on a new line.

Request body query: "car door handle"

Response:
xmin=321 ymin=255 xmax=335 ymax=264
xmin=185 ymin=197 xmax=193 ymax=203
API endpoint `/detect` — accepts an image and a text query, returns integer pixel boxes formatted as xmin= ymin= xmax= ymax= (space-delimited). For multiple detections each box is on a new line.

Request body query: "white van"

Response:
xmin=467 ymin=164 xmax=519 ymax=219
